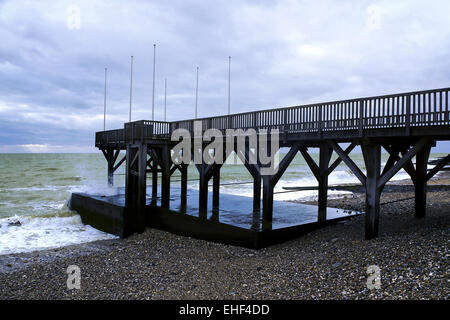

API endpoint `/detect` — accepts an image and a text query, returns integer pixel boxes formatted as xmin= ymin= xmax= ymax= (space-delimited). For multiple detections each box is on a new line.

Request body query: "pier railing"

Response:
xmin=96 ymin=87 xmax=450 ymax=146
xmin=95 ymin=129 xmax=125 ymax=147
xmin=124 ymin=120 xmax=171 ymax=143
xmin=172 ymin=87 xmax=450 ymax=134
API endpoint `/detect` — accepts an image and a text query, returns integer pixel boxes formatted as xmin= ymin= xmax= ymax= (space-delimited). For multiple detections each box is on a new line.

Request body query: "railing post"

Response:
xmin=444 ymin=90 xmax=449 ymax=124
xmin=406 ymin=94 xmax=411 ymax=136
xmin=359 ymin=99 xmax=364 ymax=137
xmin=318 ymin=105 xmax=322 ymax=138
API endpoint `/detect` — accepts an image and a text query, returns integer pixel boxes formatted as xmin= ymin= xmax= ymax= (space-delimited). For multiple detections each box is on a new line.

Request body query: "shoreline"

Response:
xmin=0 ymin=172 xmax=448 ymax=299
xmin=293 ymin=171 xmax=450 ymax=212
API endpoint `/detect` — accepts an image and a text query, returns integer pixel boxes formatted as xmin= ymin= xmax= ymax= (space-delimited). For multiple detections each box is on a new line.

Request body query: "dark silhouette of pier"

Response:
xmin=93 ymin=87 xmax=450 ymax=241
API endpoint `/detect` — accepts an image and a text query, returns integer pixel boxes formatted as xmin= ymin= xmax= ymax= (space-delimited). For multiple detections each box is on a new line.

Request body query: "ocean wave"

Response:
xmin=51 ymin=176 xmax=82 ymax=183
xmin=0 ymin=214 xmax=117 ymax=255
xmin=212 ymin=167 xmax=411 ymax=202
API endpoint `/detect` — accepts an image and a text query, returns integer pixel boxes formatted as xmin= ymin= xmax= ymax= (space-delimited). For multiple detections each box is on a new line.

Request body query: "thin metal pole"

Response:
xmin=195 ymin=66 xmax=199 ymax=119
xmin=228 ymin=56 xmax=231 ymax=115
xmin=104 ymin=67 xmax=107 ymax=131
xmin=152 ymin=44 xmax=156 ymax=121
xmin=164 ymin=78 xmax=167 ymax=122
xmin=129 ymin=56 xmax=133 ymax=122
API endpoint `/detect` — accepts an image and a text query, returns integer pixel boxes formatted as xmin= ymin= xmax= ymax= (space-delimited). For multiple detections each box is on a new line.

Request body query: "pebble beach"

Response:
xmin=0 ymin=173 xmax=448 ymax=300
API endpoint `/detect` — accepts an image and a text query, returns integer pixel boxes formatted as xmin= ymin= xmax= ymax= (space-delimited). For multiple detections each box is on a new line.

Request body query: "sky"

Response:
xmin=0 ymin=0 xmax=449 ymax=153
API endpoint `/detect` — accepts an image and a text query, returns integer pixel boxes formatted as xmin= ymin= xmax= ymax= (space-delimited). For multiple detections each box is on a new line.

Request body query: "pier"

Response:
xmin=72 ymin=87 xmax=450 ymax=245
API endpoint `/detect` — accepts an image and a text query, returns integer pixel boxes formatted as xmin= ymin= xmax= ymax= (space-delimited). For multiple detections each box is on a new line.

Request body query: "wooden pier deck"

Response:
xmin=92 ymin=87 xmax=450 ymax=241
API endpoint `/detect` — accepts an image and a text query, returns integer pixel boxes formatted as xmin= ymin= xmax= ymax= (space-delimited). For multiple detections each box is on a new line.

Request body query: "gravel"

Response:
xmin=0 ymin=174 xmax=448 ymax=300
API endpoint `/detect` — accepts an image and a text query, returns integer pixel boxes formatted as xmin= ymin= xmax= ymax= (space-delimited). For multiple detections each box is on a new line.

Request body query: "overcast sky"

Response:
xmin=0 ymin=0 xmax=449 ymax=153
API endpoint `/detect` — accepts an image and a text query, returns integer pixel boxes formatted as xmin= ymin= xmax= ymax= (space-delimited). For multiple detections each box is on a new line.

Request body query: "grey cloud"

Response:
xmin=0 ymin=0 xmax=449 ymax=152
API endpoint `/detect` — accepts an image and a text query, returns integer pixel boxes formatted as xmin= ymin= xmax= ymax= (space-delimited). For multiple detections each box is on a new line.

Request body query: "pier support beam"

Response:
xmin=300 ymin=144 xmax=334 ymax=222
xmin=253 ymin=174 xmax=261 ymax=213
xmin=413 ymin=144 xmax=431 ymax=218
xmin=301 ymin=142 xmax=356 ymax=222
xmin=212 ymin=166 xmax=220 ymax=212
xmin=235 ymin=143 xmax=261 ymax=213
xmin=361 ymin=144 xmax=381 ymax=240
xmin=384 ymin=144 xmax=450 ymax=218
xmin=317 ymin=146 xmax=332 ymax=222
xmin=180 ymin=164 xmax=188 ymax=210
xmin=381 ymin=139 xmax=433 ymax=218
xmin=151 ymin=158 xmax=158 ymax=204
xmin=195 ymin=144 xmax=232 ymax=217
xmin=262 ymin=176 xmax=274 ymax=224
xmin=332 ymin=137 xmax=432 ymax=239
xmin=125 ymin=143 xmax=147 ymax=235
xmin=196 ymin=163 xmax=210 ymax=218
xmin=160 ymin=145 xmax=171 ymax=209
xmin=101 ymin=148 xmax=124 ymax=187
xmin=329 ymin=138 xmax=432 ymax=239
xmin=261 ymin=142 xmax=302 ymax=229
xmin=107 ymin=150 xmax=115 ymax=186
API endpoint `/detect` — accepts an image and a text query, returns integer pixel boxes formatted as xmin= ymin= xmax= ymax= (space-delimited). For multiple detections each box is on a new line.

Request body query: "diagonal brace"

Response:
xmin=328 ymin=141 xmax=366 ymax=186
xmin=377 ymin=137 xmax=431 ymax=188
xmin=425 ymin=154 xmax=450 ymax=181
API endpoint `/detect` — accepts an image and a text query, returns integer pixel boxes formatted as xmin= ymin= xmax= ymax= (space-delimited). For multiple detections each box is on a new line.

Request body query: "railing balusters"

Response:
xmin=446 ymin=90 xmax=449 ymax=124
xmin=96 ymin=88 xmax=450 ymax=146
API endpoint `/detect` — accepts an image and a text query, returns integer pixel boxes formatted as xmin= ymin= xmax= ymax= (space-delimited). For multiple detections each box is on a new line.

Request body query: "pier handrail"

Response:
xmin=95 ymin=129 xmax=125 ymax=147
xmin=95 ymin=87 xmax=450 ymax=146
xmin=169 ymin=87 xmax=450 ymax=134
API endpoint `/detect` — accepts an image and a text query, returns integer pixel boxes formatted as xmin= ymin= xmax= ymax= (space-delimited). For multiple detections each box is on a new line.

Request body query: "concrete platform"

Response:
xmin=69 ymin=187 xmax=359 ymax=249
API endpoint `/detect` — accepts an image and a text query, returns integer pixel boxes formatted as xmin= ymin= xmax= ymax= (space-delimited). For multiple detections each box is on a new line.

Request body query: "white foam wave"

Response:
xmin=68 ymin=183 xmax=120 ymax=197
xmin=0 ymin=214 xmax=117 ymax=255
xmin=209 ymin=167 xmax=412 ymax=201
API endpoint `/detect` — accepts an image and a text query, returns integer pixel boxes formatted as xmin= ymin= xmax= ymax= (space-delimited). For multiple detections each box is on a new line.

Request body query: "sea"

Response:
xmin=0 ymin=152 xmax=443 ymax=255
